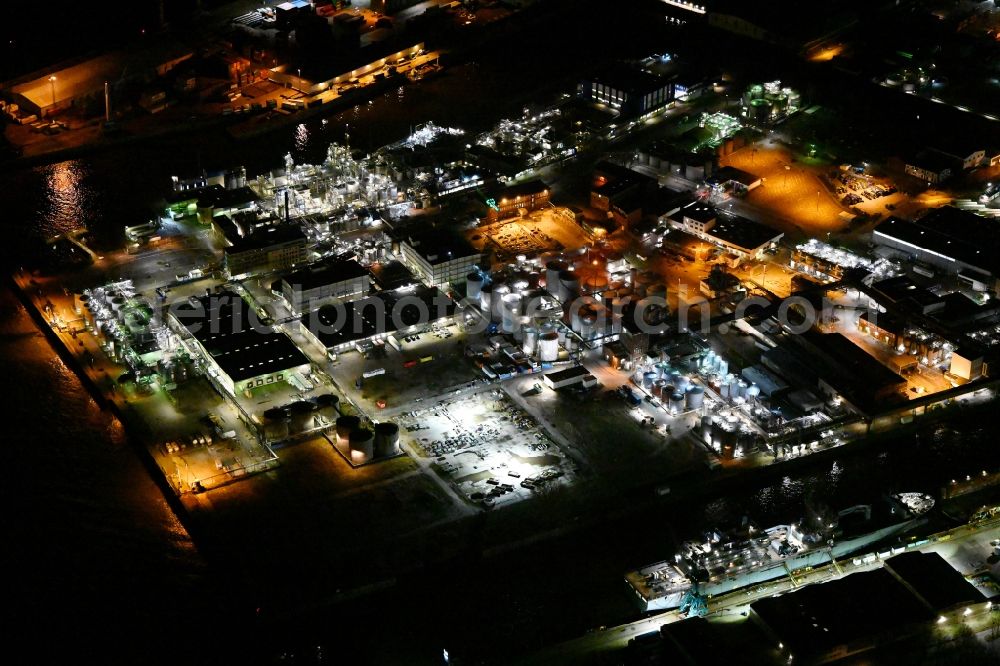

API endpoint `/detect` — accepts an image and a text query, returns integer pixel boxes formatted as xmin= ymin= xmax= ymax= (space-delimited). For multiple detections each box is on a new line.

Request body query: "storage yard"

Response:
xmin=397 ymin=388 xmax=577 ymax=507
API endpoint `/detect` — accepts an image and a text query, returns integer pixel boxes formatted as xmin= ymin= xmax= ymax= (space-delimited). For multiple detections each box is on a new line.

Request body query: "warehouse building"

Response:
xmin=577 ymin=64 xmax=674 ymax=119
xmin=665 ymin=199 xmax=783 ymax=259
xmin=873 ymin=207 xmax=1000 ymax=294
xmin=171 ymin=291 xmax=311 ymax=395
xmin=299 ymin=286 xmax=456 ymax=353
xmin=280 ymin=259 xmax=370 ymax=313
xmin=485 ymin=179 xmax=551 ymax=222
xmin=543 ymin=365 xmax=598 ymax=390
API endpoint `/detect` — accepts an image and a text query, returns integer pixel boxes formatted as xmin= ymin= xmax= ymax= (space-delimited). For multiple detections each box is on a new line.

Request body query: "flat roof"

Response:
xmin=711 ymin=165 xmax=760 ymax=187
xmin=885 ymin=551 xmax=983 ymax=611
xmin=303 ymin=286 xmax=456 ymax=348
xmin=544 ymin=365 xmax=591 ymax=382
xmin=906 ymin=149 xmax=956 ymax=173
xmin=587 ymin=63 xmax=671 ymax=96
xmin=282 ymin=259 xmax=369 ymax=291
xmin=705 ymin=214 xmax=783 ymax=252
xmin=494 ymin=179 xmax=549 ymax=200
xmin=751 ymin=567 xmax=930 ymax=658
xmin=224 ymin=224 xmax=306 ymax=254
xmin=679 ymin=200 xmax=717 ymax=224
xmin=402 ymin=229 xmax=479 ymax=266
xmin=874 ymin=208 xmax=1000 ymax=275
xmin=175 ymin=291 xmax=309 ymax=382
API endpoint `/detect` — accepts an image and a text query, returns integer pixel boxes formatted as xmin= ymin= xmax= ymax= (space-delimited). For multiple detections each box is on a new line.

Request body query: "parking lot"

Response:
xmin=397 ymin=388 xmax=576 ymax=508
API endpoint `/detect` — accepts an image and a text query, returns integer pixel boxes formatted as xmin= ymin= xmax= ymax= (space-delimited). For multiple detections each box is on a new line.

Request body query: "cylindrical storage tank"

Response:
xmin=642 ymin=371 xmax=656 ymax=389
xmin=670 ymin=392 xmax=685 ymax=413
xmin=523 ymin=326 xmax=538 ymax=356
xmin=466 ymin=273 xmax=484 ymax=302
xmin=288 ymin=400 xmax=316 ymax=433
xmin=675 ymin=374 xmax=691 ymax=393
xmin=558 ymin=270 xmax=579 ymax=303
xmin=686 ymin=385 xmax=705 ymax=410
xmin=263 ymin=407 xmax=289 ymax=441
xmin=491 ymin=284 xmax=509 ymax=322
xmin=701 ymin=415 xmax=713 ymax=439
xmin=349 ymin=428 xmax=375 ymax=464
xmin=480 ymin=283 xmax=493 ymax=314
xmin=749 ymin=98 xmax=771 ymax=124
xmin=527 ymin=272 xmax=541 ymax=289
xmin=787 ymin=90 xmax=801 ymax=109
xmin=539 ymin=331 xmax=559 ymax=362
xmin=652 ymin=380 xmax=665 ymax=397
xmin=718 ymin=359 xmax=729 ymax=376
xmin=669 ymin=371 xmax=682 ymax=387
xmin=336 ymin=414 xmax=361 ymax=443
xmin=315 ymin=393 xmax=340 ymax=420
xmin=501 ymin=293 xmax=522 ymax=333
xmin=545 ymin=261 xmax=567 ymax=296
xmin=746 ymin=384 xmax=761 ymax=402
xmin=74 ymin=293 xmax=89 ymax=315
xmin=374 ymin=422 xmax=400 ymax=458
xmin=720 ymin=381 xmax=731 ymax=400
xmin=735 ymin=381 xmax=748 ymax=400
xmin=110 ymin=295 xmax=126 ymax=314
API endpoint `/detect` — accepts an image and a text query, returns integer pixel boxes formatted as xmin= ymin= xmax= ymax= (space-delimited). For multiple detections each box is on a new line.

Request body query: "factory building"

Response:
xmin=485 ymin=179 xmax=551 ymax=222
xmin=223 ymin=224 xmax=309 ymax=278
xmin=903 ymin=149 xmax=955 ymax=184
xmin=398 ymin=229 xmax=481 ymax=287
xmin=171 ymin=291 xmax=311 ymax=395
xmin=873 ymin=208 xmax=1000 ymax=294
xmin=280 ymin=259 xmax=370 ymax=313
xmin=543 ymin=365 xmax=598 ymax=390
xmin=750 ymin=552 xmax=983 ymax=665
xmin=857 ymin=311 xmax=906 ymax=348
xmin=665 ymin=199 xmax=783 ymax=260
xmin=590 ymin=161 xmax=657 ymax=212
xmin=577 ymin=64 xmax=674 ymax=119
xmin=299 ymin=286 xmax=456 ymax=353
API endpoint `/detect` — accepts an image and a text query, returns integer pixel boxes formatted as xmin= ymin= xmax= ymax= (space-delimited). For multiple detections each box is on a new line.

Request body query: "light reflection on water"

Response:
xmin=38 ymin=160 xmax=89 ymax=237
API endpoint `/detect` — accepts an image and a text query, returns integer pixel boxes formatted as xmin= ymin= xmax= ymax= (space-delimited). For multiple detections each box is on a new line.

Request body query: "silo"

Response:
xmin=538 ymin=331 xmax=559 ymax=362
xmin=374 ymin=422 xmax=400 ymax=458
xmin=718 ymin=359 xmax=729 ymax=376
xmin=263 ymin=407 xmax=290 ymax=442
xmin=288 ymin=401 xmax=317 ymax=433
xmin=315 ymin=393 xmax=340 ymax=421
xmin=545 ymin=261 xmax=567 ymax=296
xmin=466 ymin=273 xmax=484 ymax=302
xmin=558 ymin=270 xmax=579 ymax=303
xmin=336 ymin=414 xmax=361 ymax=444
xmin=669 ymin=392 xmax=685 ymax=413
xmin=735 ymin=381 xmax=748 ymax=400
xmin=720 ymin=381 xmax=731 ymax=400
xmin=349 ymin=428 xmax=375 ymax=464
xmin=686 ymin=385 xmax=705 ymax=410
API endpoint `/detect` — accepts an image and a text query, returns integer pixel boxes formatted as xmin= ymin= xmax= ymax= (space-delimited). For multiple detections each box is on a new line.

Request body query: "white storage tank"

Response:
xmin=538 ymin=331 xmax=559 ymax=362
xmin=669 ymin=392 xmax=685 ymax=413
xmin=642 ymin=371 xmax=656 ymax=389
xmin=466 ymin=273 xmax=484 ymax=302
xmin=558 ymin=270 xmax=579 ymax=303
xmin=523 ymin=326 xmax=538 ymax=356
xmin=374 ymin=422 xmax=400 ymax=458
xmin=479 ymin=283 xmax=493 ymax=315
xmin=336 ymin=414 xmax=361 ymax=444
xmin=491 ymin=284 xmax=510 ymax=322
xmin=349 ymin=428 xmax=375 ymax=464
xmin=686 ymin=385 xmax=705 ymax=410
xmin=545 ymin=261 xmax=567 ymax=296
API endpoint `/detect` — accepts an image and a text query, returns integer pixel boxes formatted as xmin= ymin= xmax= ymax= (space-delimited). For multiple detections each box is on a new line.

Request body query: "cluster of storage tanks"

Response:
xmin=701 ymin=411 xmax=744 ymax=459
xmin=635 ymin=365 xmax=706 ymax=414
xmin=334 ymin=415 xmax=400 ymax=464
xmin=261 ymin=393 xmax=341 ymax=442
xmin=75 ymin=286 xmax=159 ymax=359
xmin=741 ymin=82 xmax=800 ymax=125
xmin=467 ymin=251 xmax=673 ymax=355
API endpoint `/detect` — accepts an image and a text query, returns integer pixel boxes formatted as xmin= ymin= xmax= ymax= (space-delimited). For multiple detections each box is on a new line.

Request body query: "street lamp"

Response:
xmin=48 ymin=75 xmax=57 ymax=111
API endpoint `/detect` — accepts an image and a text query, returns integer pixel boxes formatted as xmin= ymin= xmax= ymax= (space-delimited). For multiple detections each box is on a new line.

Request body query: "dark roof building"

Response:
xmin=172 ymin=291 xmax=310 ymax=392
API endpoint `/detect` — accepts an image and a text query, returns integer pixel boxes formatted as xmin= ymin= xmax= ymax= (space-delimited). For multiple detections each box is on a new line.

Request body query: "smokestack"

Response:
xmin=104 ymin=81 xmax=111 ymax=122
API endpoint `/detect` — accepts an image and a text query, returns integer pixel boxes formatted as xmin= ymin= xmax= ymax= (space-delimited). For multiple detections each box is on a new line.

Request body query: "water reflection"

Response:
xmin=39 ymin=160 xmax=88 ymax=237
